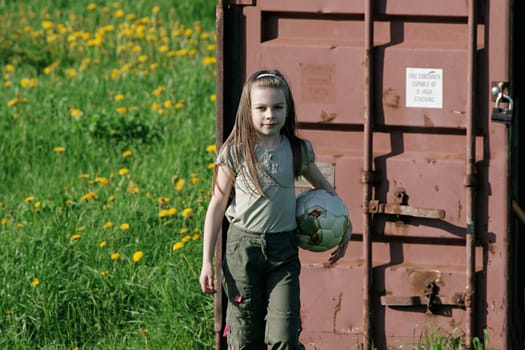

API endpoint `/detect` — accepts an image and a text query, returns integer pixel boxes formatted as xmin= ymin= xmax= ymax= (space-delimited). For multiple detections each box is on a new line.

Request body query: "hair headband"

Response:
xmin=256 ymin=73 xmax=282 ymax=80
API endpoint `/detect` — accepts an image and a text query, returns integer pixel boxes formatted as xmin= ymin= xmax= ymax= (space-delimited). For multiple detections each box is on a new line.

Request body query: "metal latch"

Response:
xmin=368 ymin=188 xmax=446 ymax=219
xmin=381 ymin=282 xmax=465 ymax=315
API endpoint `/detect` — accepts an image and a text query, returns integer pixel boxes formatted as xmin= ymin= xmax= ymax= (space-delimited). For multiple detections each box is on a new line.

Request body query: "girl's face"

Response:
xmin=250 ymin=86 xmax=287 ymax=143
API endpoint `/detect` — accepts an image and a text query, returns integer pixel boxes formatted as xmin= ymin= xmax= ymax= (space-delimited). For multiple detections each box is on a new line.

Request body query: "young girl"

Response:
xmin=199 ymin=70 xmax=351 ymax=350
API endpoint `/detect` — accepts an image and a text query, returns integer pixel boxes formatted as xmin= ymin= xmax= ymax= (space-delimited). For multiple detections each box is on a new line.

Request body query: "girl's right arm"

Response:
xmin=199 ymin=164 xmax=234 ymax=294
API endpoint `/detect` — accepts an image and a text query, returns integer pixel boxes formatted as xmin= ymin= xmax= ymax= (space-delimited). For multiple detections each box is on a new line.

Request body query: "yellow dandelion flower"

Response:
xmin=138 ymin=55 xmax=148 ymax=62
xmin=118 ymin=168 xmax=129 ymax=176
xmin=99 ymin=240 xmax=107 ymax=248
xmin=120 ymin=223 xmax=130 ymax=230
xmin=191 ymin=174 xmax=199 ymax=185
xmin=65 ymin=199 xmax=73 ymax=206
xmin=66 ymin=68 xmax=78 ymax=78
xmin=193 ymin=233 xmax=201 ymax=240
xmin=132 ymin=251 xmax=143 ymax=262
xmin=208 ymin=162 xmax=216 ymax=169
xmin=132 ymin=45 xmax=142 ymax=53
xmin=172 ymin=242 xmax=184 ymax=251
xmin=127 ymin=182 xmax=139 ymax=193
xmin=3 ymin=81 xmax=11 ymax=88
xmin=184 ymin=28 xmax=193 ymax=37
xmin=41 ymin=21 xmax=53 ymax=30
xmin=150 ymin=63 xmax=158 ymax=70
xmin=113 ymin=10 xmax=125 ymax=18
xmin=206 ymin=144 xmax=216 ymax=153
xmin=54 ymin=146 xmax=65 ymax=153
xmin=95 ymin=177 xmax=109 ymax=186
xmin=168 ymin=207 xmax=177 ymax=215
xmin=79 ymin=173 xmax=90 ymax=179
xmin=152 ymin=5 xmax=160 ymax=14
xmin=70 ymin=234 xmax=81 ymax=241
xmin=76 ymin=226 xmax=85 ymax=232
xmin=7 ymin=97 xmax=28 ymax=107
xmin=182 ymin=235 xmax=192 ymax=243
xmin=87 ymin=3 xmax=97 ymax=11
xmin=81 ymin=191 xmax=98 ymax=201
xmin=210 ymin=94 xmax=217 ymax=102
xmin=24 ymin=196 xmax=35 ymax=203
xmin=182 ymin=208 xmax=193 ymax=219
xmin=159 ymin=209 xmax=169 ymax=218
xmin=175 ymin=179 xmax=185 ymax=191
xmin=69 ymin=108 xmax=83 ymax=118
xmin=87 ymin=38 xmax=102 ymax=47
xmin=164 ymin=100 xmax=174 ymax=108
xmin=111 ymin=252 xmax=121 ymax=260
xmin=21 ymin=78 xmax=38 ymax=88
xmin=175 ymin=100 xmax=184 ymax=109
xmin=16 ymin=223 xmax=23 ymax=229
xmin=103 ymin=221 xmax=113 ymax=229
xmin=159 ymin=45 xmax=169 ymax=53
xmin=108 ymin=195 xmax=116 ymax=201
xmin=151 ymin=102 xmax=161 ymax=111
xmin=100 ymin=271 xmax=108 ymax=276
xmin=157 ymin=196 xmax=170 ymax=204
xmin=179 ymin=228 xmax=189 ymax=235
xmin=116 ymin=107 xmax=128 ymax=114
xmin=122 ymin=150 xmax=133 ymax=158
xmin=5 ymin=64 xmax=15 ymax=72
xmin=31 ymin=278 xmax=40 ymax=287
xmin=203 ymin=56 xmax=216 ymax=66
xmin=111 ymin=69 xmax=121 ymax=80
xmin=114 ymin=94 xmax=125 ymax=101
xmin=152 ymin=86 xmax=165 ymax=96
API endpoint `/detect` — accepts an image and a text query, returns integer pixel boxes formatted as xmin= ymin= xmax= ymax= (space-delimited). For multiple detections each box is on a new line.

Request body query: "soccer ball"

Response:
xmin=295 ymin=189 xmax=351 ymax=252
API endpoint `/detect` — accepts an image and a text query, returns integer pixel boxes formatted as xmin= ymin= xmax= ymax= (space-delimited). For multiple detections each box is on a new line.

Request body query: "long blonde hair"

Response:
xmin=216 ymin=69 xmax=306 ymax=196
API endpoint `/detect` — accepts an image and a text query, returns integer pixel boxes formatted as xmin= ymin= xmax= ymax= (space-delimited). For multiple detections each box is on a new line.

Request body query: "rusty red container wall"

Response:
xmin=216 ymin=0 xmax=515 ymax=348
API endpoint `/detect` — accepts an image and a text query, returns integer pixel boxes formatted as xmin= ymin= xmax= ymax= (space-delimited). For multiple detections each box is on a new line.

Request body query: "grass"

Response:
xmin=0 ymin=1 xmax=217 ymax=349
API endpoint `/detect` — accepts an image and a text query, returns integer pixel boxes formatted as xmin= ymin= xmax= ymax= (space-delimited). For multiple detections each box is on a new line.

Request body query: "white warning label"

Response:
xmin=406 ymin=68 xmax=443 ymax=109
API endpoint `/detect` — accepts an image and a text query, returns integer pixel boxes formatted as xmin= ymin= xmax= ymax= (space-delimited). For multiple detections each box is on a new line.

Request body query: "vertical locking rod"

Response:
xmin=362 ymin=0 xmax=374 ymax=348
xmin=465 ymin=0 xmax=477 ymax=347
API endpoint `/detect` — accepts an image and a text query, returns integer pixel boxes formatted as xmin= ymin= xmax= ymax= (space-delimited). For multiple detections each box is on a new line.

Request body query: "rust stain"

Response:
xmin=424 ymin=115 xmax=434 ymax=127
xmin=320 ymin=110 xmax=337 ymax=122
xmin=332 ymin=292 xmax=343 ymax=333
xmin=382 ymin=88 xmax=400 ymax=108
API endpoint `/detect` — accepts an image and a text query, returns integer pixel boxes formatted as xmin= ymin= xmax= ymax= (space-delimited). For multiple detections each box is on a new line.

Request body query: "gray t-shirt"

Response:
xmin=217 ymin=136 xmax=314 ymax=233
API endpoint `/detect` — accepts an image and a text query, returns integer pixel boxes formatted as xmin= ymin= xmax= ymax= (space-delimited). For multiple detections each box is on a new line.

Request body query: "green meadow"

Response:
xmin=1 ymin=1 xmax=216 ymax=349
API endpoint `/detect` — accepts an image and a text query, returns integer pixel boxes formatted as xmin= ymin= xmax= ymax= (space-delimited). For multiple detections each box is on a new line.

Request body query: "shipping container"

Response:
xmin=214 ymin=0 xmax=524 ymax=348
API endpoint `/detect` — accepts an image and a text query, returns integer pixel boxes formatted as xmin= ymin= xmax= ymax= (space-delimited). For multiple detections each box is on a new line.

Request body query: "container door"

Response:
xmin=216 ymin=0 xmax=515 ymax=348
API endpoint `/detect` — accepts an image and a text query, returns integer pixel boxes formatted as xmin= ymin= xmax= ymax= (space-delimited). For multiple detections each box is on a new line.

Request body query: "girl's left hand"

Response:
xmin=328 ymin=222 xmax=352 ymax=265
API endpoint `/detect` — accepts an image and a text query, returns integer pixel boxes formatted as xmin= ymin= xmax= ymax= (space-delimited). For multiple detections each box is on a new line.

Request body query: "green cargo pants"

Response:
xmin=222 ymin=224 xmax=304 ymax=350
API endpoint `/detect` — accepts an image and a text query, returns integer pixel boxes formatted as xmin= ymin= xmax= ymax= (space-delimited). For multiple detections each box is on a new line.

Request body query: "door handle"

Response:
xmin=368 ymin=200 xmax=446 ymax=219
